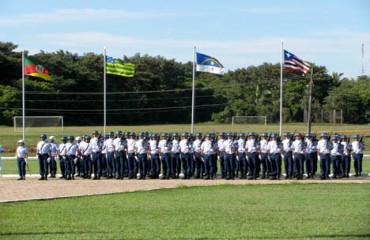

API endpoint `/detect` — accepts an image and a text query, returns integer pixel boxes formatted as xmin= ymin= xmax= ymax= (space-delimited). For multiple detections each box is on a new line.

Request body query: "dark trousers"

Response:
xmin=115 ymin=151 xmax=126 ymax=178
xmin=341 ymin=154 xmax=351 ymax=175
xmin=92 ymin=152 xmax=101 ymax=177
xmin=162 ymin=153 xmax=171 ymax=178
xmin=284 ymin=152 xmax=293 ymax=177
xmin=331 ymin=155 xmax=342 ymax=177
xmin=137 ymin=153 xmax=147 ymax=178
xmin=49 ymin=156 xmax=57 ymax=176
xmin=320 ymin=153 xmax=331 ymax=178
xmin=352 ymin=153 xmax=363 ymax=175
xmin=106 ymin=152 xmax=115 ymax=176
xmin=194 ymin=152 xmax=204 ymax=177
xmin=150 ymin=154 xmax=161 ymax=177
xmin=171 ymin=153 xmax=181 ymax=177
xmin=38 ymin=153 xmax=49 ymax=178
xmin=83 ymin=155 xmax=92 ymax=177
xmin=248 ymin=152 xmax=260 ymax=177
xmin=127 ymin=153 xmax=136 ymax=178
xmin=294 ymin=153 xmax=304 ymax=177
xmin=260 ymin=153 xmax=269 ymax=175
xmin=59 ymin=156 xmax=66 ymax=177
xmin=17 ymin=157 xmax=26 ymax=177
xmin=225 ymin=153 xmax=235 ymax=179
xmin=181 ymin=153 xmax=192 ymax=178
xmin=305 ymin=152 xmax=315 ymax=176
xmin=238 ymin=152 xmax=247 ymax=178
xmin=269 ymin=153 xmax=281 ymax=178
xmin=218 ymin=152 xmax=226 ymax=178
xmin=66 ymin=155 xmax=76 ymax=177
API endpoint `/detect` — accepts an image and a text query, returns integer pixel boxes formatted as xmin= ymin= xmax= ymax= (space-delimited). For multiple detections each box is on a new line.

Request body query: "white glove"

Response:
xmin=317 ymin=155 xmax=321 ymax=161
xmin=236 ymin=155 xmax=239 ymax=161
xmin=217 ymin=155 xmax=220 ymax=161
xmin=135 ymin=156 xmax=138 ymax=161
xmin=74 ymin=158 xmax=78 ymax=164
xmin=47 ymin=158 xmax=51 ymax=163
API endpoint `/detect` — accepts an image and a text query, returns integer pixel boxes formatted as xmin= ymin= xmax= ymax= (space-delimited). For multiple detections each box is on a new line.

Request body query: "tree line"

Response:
xmin=0 ymin=41 xmax=369 ymax=126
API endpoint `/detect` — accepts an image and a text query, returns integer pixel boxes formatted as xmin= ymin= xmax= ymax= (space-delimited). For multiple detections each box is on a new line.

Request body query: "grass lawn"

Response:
xmin=0 ymin=123 xmax=369 ymax=154
xmin=0 ymin=183 xmax=369 ymax=239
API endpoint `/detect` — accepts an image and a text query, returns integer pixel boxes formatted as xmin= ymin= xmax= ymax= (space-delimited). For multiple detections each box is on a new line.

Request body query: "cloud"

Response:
xmin=0 ymin=8 xmax=188 ymax=27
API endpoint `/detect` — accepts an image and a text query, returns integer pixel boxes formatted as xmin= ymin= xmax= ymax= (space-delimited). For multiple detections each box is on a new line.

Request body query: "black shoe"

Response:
xmin=38 ymin=177 xmax=45 ymax=180
xmin=18 ymin=177 xmax=23 ymax=180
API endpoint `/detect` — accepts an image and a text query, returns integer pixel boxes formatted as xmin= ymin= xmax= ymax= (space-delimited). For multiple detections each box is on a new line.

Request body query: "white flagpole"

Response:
xmin=191 ymin=45 xmax=196 ymax=133
xmin=22 ymin=51 xmax=25 ymax=140
xmin=103 ymin=47 xmax=107 ymax=135
xmin=279 ymin=40 xmax=284 ymax=136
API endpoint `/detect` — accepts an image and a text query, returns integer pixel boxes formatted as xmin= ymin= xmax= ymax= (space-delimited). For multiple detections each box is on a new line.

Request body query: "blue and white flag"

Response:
xmin=196 ymin=52 xmax=224 ymax=75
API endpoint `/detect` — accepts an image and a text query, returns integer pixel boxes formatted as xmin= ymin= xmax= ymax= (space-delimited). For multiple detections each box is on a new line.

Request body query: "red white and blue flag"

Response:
xmin=284 ymin=50 xmax=310 ymax=75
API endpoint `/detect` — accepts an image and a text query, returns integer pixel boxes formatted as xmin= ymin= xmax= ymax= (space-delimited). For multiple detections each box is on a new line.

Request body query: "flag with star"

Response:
xmin=284 ymin=50 xmax=310 ymax=75
xmin=196 ymin=52 xmax=224 ymax=75
xmin=106 ymin=56 xmax=135 ymax=77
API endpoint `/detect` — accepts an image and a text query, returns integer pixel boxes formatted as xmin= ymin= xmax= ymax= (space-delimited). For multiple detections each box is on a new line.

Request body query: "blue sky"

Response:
xmin=1 ymin=0 xmax=369 ymax=78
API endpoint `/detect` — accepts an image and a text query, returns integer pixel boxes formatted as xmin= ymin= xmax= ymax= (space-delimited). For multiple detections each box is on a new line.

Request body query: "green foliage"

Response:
xmin=0 ymin=41 xmax=368 ymax=126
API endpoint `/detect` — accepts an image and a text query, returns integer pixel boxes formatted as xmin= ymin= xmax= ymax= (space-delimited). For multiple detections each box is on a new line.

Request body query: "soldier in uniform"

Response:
xmin=171 ymin=132 xmax=181 ymax=178
xmin=75 ymin=136 xmax=83 ymax=177
xmin=267 ymin=133 xmax=282 ymax=180
xmin=340 ymin=135 xmax=351 ymax=178
xmin=193 ymin=133 xmax=204 ymax=178
xmin=126 ymin=132 xmax=137 ymax=179
xmin=330 ymin=135 xmax=343 ymax=179
xmin=220 ymin=133 xmax=235 ymax=180
xmin=236 ymin=132 xmax=247 ymax=179
xmin=291 ymin=133 xmax=305 ymax=180
xmin=316 ymin=133 xmax=331 ymax=180
xmin=57 ymin=136 xmax=68 ymax=179
xmin=113 ymin=130 xmax=125 ymax=179
xmin=217 ymin=133 xmax=226 ymax=178
xmin=104 ymin=132 xmax=115 ymax=179
xmin=180 ymin=132 xmax=192 ymax=179
xmin=135 ymin=132 xmax=149 ymax=180
xmin=36 ymin=134 xmax=51 ymax=180
xmin=65 ymin=136 xmax=79 ymax=180
xmin=246 ymin=132 xmax=259 ymax=179
xmin=148 ymin=133 xmax=160 ymax=179
xmin=351 ymin=134 xmax=365 ymax=176
xmin=158 ymin=133 xmax=172 ymax=179
xmin=259 ymin=132 xmax=269 ymax=179
xmin=201 ymin=133 xmax=217 ymax=180
xmin=80 ymin=136 xmax=92 ymax=179
xmin=15 ymin=139 xmax=28 ymax=180
xmin=91 ymin=130 xmax=102 ymax=180
xmin=304 ymin=133 xmax=316 ymax=179
xmin=48 ymin=136 xmax=58 ymax=178
xmin=282 ymin=132 xmax=293 ymax=179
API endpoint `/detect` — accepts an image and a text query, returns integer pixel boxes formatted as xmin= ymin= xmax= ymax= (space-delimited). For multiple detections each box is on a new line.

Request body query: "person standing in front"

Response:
xmin=36 ymin=134 xmax=51 ymax=180
xmin=15 ymin=139 xmax=28 ymax=180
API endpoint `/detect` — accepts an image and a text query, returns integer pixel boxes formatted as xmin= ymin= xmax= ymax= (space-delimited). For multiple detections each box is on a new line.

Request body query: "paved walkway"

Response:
xmin=1 ymin=174 xmax=369 ymax=203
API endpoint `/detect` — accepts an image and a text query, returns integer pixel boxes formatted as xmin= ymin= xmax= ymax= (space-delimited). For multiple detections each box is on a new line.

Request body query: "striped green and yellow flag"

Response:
xmin=106 ymin=56 xmax=135 ymax=77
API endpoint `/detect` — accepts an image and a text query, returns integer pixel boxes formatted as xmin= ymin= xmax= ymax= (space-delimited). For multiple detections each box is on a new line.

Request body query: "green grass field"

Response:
xmin=0 ymin=123 xmax=369 ymax=154
xmin=0 ymin=184 xmax=369 ymax=239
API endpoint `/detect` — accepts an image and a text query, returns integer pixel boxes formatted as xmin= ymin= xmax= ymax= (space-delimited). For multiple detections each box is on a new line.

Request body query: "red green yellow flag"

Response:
xmin=25 ymin=57 xmax=51 ymax=80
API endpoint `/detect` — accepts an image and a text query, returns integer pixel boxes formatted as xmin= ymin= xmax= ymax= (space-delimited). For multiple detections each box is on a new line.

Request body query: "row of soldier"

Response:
xmin=15 ymin=131 xmax=365 ymax=181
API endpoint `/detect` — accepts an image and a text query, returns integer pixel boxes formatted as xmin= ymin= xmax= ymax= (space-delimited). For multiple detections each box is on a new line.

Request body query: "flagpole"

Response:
xmin=279 ymin=40 xmax=284 ymax=136
xmin=307 ymin=67 xmax=313 ymax=133
xmin=191 ymin=45 xmax=196 ymax=134
xmin=103 ymin=47 xmax=107 ymax=135
xmin=22 ymin=51 xmax=25 ymax=140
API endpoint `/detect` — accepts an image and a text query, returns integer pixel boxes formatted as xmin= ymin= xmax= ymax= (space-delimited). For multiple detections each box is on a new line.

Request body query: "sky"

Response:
xmin=1 ymin=0 xmax=369 ymax=79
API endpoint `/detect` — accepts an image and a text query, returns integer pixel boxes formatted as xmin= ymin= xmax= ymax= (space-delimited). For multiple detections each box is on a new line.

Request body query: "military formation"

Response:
xmin=15 ymin=131 xmax=366 ymax=181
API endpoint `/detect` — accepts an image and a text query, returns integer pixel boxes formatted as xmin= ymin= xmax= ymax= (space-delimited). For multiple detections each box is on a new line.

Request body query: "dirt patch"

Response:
xmin=1 ymin=176 xmax=369 ymax=203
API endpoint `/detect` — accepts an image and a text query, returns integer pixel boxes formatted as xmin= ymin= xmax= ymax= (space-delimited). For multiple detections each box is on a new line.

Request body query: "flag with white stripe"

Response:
xmin=284 ymin=50 xmax=310 ymax=75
